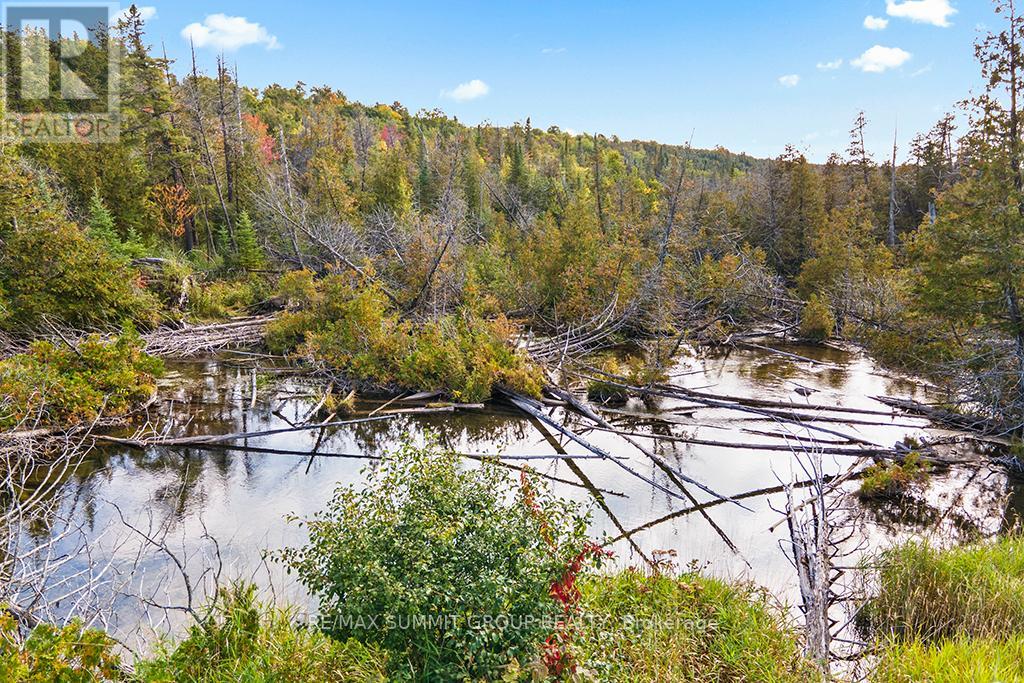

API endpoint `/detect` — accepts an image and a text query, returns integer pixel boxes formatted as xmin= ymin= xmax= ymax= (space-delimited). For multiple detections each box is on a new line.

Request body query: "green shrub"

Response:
xmin=0 ymin=220 xmax=160 ymax=332
xmin=137 ymin=584 xmax=388 ymax=683
xmin=266 ymin=273 xmax=543 ymax=401
xmin=0 ymin=327 xmax=163 ymax=430
xmin=188 ymin=279 xmax=261 ymax=321
xmin=859 ymin=537 xmax=1024 ymax=642
xmin=266 ymin=310 xmax=319 ymax=355
xmin=799 ymin=293 xmax=835 ymax=342
xmin=575 ymin=570 xmax=814 ymax=682
xmin=278 ymin=439 xmax=593 ymax=681
xmin=858 ymin=451 xmax=931 ymax=500
xmin=871 ymin=634 xmax=1024 ymax=683
xmin=0 ymin=611 xmax=122 ymax=682
xmin=275 ymin=269 xmax=319 ymax=309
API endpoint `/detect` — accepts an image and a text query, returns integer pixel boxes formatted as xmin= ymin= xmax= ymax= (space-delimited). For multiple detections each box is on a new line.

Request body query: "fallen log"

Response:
xmin=570 ymin=370 xmax=882 ymax=447
xmin=573 ymin=425 xmax=975 ymax=464
xmin=544 ymin=386 xmax=751 ymax=512
xmin=92 ymin=415 xmax=398 ymax=448
xmin=502 ymin=391 xmax=706 ymax=506
xmin=873 ymin=396 xmax=1010 ymax=435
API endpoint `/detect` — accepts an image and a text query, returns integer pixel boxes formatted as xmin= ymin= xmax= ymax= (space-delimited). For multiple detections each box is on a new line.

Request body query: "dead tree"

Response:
xmin=216 ymin=55 xmax=235 ymax=206
xmin=188 ymin=39 xmax=234 ymax=249
xmin=888 ymin=125 xmax=898 ymax=248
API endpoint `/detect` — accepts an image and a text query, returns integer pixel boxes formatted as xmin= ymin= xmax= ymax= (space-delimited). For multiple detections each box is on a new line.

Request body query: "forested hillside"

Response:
xmin=7 ymin=3 xmax=1024 ymax=681
xmin=1 ymin=3 xmax=1020 ymax=426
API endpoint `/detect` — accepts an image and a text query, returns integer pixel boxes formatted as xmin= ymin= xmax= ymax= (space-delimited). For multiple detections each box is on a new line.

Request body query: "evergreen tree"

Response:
xmin=910 ymin=0 xmax=1024 ymax=418
xmin=87 ymin=187 xmax=122 ymax=255
xmin=234 ymin=211 xmax=264 ymax=270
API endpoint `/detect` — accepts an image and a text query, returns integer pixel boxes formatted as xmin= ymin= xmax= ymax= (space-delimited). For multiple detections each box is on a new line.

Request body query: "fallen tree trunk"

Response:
xmin=92 ymin=415 xmax=397 ymax=448
xmin=873 ymin=396 xmax=1010 ymax=435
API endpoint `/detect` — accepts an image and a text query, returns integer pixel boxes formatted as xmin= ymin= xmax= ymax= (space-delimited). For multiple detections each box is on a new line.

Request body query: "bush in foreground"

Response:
xmin=575 ymin=570 xmax=813 ymax=682
xmin=279 ymin=440 xmax=594 ymax=681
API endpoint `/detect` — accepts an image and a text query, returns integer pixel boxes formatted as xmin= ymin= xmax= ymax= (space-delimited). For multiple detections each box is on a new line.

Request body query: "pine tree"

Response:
xmin=87 ymin=187 xmax=123 ymax=255
xmin=234 ymin=210 xmax=264 ymax=270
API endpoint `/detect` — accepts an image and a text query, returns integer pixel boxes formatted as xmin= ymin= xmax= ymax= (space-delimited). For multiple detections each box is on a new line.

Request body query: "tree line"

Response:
xmin=2 ymin=2 xmax=1023 ymax=427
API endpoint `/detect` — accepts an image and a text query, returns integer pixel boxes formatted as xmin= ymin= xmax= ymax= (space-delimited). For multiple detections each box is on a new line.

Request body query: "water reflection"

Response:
xmin=12 ymin=344 xmax=1020 ymax=645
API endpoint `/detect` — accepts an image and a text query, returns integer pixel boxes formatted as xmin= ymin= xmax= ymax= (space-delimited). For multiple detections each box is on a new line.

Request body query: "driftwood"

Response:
xmin=144 ymin=315 xmax=277 ymax=357
xmin=92 ymin=415 xmax=397 ymax=448
xmin=575 ymin=426 xmax=906 ymax=458
xmin=735 ymin=342 xmax=828 ymax=366
xmin=502 ymin=391 xmax=708 ymax=506
xmin=544 ymin=386 xmax=750 ymax=512
xmin=572 ymin=370 xmax=882 ymax=447
xmin=874 ymin=396 xmax=1008 ymax=435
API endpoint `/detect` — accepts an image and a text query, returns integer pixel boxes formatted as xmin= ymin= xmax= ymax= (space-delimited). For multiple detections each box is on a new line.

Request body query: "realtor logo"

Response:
xmin=1 ymin=2 xmax=121 ymax=142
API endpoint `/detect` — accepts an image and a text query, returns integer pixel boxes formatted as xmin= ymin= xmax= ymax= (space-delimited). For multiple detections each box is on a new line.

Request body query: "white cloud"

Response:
xmin=182 ymin=14 xmax=280 ymax=51
xmin=778 ymin=74 xmax=800 ymax=88
xmin=442 ymin=79 xmax=490 ymax=101
xmin=886 ymin=0 xmax=957 ymax=27
xmin=541 ymin=47 xmax=567 ymax=54
xmin=817 ymin=58 xmax=843 ymax=71
xmin=114 ymin=5 xmax=157 ymax=25
xmin=852 ymin=45 xmax=912 ymax=73
xmin=864 ymin=15 xmax=889 ymax=30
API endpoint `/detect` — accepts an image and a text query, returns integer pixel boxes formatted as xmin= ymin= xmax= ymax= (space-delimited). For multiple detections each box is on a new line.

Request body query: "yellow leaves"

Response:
xmin=151 ymin=183 xmax=197 ymax=238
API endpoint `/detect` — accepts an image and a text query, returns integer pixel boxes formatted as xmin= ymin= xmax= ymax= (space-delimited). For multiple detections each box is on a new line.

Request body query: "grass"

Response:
xmin=860 ymin=536 xmax=1024 ymax=642
xmin=871 ymin=634 xmax=1024 ymax=683
xmin=135 ymin=583 xmax=389 ymax=683
xmin=861 ymin=537 xmax=1024 ymax=682
xmin=574 ymin=569 xmax=815 ymax=682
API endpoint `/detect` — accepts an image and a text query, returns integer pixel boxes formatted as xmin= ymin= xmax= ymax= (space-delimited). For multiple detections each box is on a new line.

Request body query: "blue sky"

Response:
xmin=123 ymin=0 xmax=989 ymax=161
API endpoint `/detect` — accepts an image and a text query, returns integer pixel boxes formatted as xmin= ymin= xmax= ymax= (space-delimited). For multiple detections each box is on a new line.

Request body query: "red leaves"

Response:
xmin=243 ymin=113 xmax=277 ymax=165
xmin=379 ymin=124 xmax=402 ymax=149
xmin=519 ymin=471 xmax=612 ymax=677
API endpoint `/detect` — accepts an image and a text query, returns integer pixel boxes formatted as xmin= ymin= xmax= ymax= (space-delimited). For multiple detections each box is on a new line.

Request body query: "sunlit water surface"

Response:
xmin=20 ymin=344 xmax=1022 ymax=647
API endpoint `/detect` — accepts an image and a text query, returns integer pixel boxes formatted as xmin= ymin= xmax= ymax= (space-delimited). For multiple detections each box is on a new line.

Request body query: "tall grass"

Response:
xmin=859 ymin=537 xmax=1024 ymax=641
xmin=135 ymin=583 xmax=388 ymax=683
xmin=871 ymin=634 xmax=1024 ymax=683
xmin=574 ymin=569 xmax=814 ymax=682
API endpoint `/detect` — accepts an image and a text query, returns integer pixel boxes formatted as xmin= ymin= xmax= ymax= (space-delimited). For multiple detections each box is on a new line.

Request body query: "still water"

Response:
xmin=21 ymin=344 xmax=1020 ymax=646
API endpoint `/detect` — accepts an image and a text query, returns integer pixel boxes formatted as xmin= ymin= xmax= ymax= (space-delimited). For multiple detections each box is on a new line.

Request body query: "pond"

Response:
xmin=17 ymin=343 xmax=1020 ymax=648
